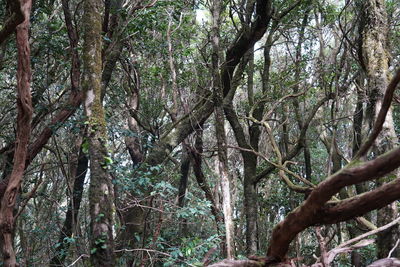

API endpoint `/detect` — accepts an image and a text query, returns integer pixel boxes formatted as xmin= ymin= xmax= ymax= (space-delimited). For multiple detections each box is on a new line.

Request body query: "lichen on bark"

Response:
xmin=358 ymin=0 xmax=399 ymax=258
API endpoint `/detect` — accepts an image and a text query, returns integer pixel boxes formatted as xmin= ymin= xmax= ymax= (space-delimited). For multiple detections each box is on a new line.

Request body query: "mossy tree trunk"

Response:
xmin=358 ymin=0 xmax=399 ymax=258
xmin=82 ymin=0 xmax=115 ymax=264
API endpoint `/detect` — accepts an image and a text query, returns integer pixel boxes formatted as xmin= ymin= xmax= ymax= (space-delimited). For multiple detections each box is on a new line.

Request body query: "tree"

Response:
xmin=0 ymin=0 xmax=32 ymax=265
xmin=82 ymin=0 xmax=115 ymax=264
xmin=358 ymin=0 xmax=399 ymax=258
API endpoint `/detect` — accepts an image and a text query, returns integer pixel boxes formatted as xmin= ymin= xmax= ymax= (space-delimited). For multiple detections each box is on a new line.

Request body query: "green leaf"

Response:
xmin=82 ymin=140 xmax=89 ymax=154
xmin=104 ymin=156 xmax=113 ymax=165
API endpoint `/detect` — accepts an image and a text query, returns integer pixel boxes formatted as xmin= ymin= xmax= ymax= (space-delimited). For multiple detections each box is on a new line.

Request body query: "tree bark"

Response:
xmin=358 ymin=0 xmax=399 ymax=258
xmin=178 ymin=145 xmax=190 ymax=235
xmin=266 ymin=126 xmax=400 ymax=261
xmin=82 ymin=0 xmax=115 ymax=264
xmin=50 ymin=139 xmax=88 ymax=266
xmin=0 ymin=0 xmax=32 ymax=265
xmin=211 ymin=0 xmax=235 ymax=259
xmin=189 ymin=129 xmax=223 ymax=225
xmin=177 ymin=146 xmax=190 ymax=209
xmin=189 ymin=130 xmax=226 ymax=258
xmin=294 ymin=9 xmax=312 ymax=180
xmin=114 ymin=55 xmax=146 ymax=266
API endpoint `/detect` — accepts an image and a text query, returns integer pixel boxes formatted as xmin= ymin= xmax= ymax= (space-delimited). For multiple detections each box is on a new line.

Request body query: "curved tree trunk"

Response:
xmin=265 ymin=63 xmax=400 ymax=260
xmin=190 ymin=129 xmax=224 ymax=225
xmin=0 ymin=0 xmax=32 ymax=265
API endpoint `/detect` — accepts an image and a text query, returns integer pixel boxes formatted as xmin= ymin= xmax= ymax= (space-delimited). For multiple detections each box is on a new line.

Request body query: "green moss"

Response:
xmin=379 ymin=173 xmax=396 ymax=183
xmin=346 ymin=159 xmax=364 ymax=168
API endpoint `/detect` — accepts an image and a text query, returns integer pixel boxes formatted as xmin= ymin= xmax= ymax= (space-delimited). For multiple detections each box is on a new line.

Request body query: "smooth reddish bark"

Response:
xmin=0 ymin=0 xmax=33 ymax=265
xmin=266 ymin=68 xmax=400 ymax=262
xmin=267 ymin=145 xmax=400 ymax=261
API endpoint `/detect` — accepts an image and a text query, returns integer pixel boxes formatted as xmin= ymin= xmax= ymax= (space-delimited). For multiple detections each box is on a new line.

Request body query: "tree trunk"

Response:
xmin=349 ymin=73 xmax=366 ymax=267
xmin=82 ymin=0 xmax=115 ymax=264
xmin=190 ymin=129 xmax=224 ymax=225
xmin=178 ymin=146 xmax=190 ymax=208
xmin=0 ymin=0 xmax=32 ymax=265
xmin=243 ymin=174 xmax=258 ymax=255
xmin=215 ymin=107 xmax=235 ymax=259
xmin=245 ymin=48 xmax=259 ymax=256
xmin=178 ymin=145 xmax=190 ymax=235
xmin=189 ymin=129 xmax=226 ymax=254
xmin=211 ymin=0 xmax=235 ymax=259
xmin=241 ymin=24 xmax=276 ymax=256
xmin=50 ymin=138 xmax=88 ymax=265
xmin=358 ymin=0 xmax=399 ymax=258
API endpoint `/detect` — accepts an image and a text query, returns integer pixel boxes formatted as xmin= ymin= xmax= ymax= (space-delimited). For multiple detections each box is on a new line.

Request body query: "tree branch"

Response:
xmin=355 ymin=67 xmax=400 ymax=158
xmin=0 ymin=0 xmax=25 ymax=45
xmin=267 ymin=145 xmax=400 ymax=260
